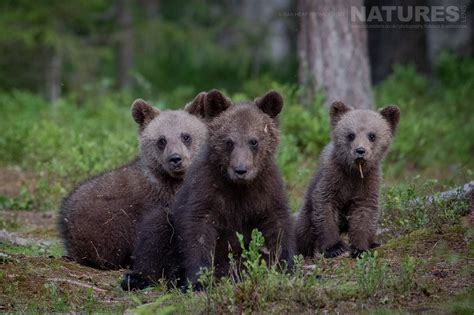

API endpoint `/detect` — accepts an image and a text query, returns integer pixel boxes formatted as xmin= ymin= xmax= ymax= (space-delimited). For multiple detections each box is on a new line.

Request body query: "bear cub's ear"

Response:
xmin=131 ymin=99 xmax=160 ymax=129
xmin=379 ymin=105 xmax=400 ymax=134
xmin=255 ymin=90 xmax=284 ymax=118
xmin=204 ymin=89 xmax=232 ymax=119
xmin=329 ymin=101 xmax=351 ymax=128
xmin=184 ymin=92 xmax=207 ymax=117
xmin=185 ymin=89 xmax=232 ymax=120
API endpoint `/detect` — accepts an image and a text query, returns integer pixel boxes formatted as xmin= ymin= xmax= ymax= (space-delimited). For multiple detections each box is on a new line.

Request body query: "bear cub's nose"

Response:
xmin=169 ymin=154 xmax=182 ymax=167
xmin=355 ymin=147 xmax=366 ymax=156
xmin=234 ymin=168 xmax=247 ymax=176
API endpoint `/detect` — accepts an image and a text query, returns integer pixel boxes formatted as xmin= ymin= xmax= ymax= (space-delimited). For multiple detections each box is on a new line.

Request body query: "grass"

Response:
xmin=0 ymin=54 xmax=473 ymax=313
xmin=0 ymin=211 xmax=471 ymax=313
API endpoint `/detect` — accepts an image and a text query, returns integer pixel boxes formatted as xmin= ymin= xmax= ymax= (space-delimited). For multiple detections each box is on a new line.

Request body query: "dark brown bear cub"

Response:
xmin=121 ymin=91 xmax=233 ymax=290
xmin=58 ymin=94 xmax=211 ymax=269
xmin=158 ymin=91 xmax=294 ymax=291
xmin=296 ymin=102 xmax=400 ymax=258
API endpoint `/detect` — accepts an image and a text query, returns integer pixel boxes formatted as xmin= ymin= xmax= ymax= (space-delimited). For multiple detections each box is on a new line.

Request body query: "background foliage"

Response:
xmin=0 ymin=53 xmax=473 ymax=211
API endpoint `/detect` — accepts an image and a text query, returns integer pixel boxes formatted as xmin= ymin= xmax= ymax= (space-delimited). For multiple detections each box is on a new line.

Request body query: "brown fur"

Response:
xmin=165 ymin=91 xmax=294 ymax=290
xmin=184 ymin=90 xmax=232 ymax=121
xmin=296 ymin=101 xmax=400 ymax=258
xmin=58 ymin=96 xmax=209 ymax=269
xmin=121 ymin=91 xmax=233 ymax=290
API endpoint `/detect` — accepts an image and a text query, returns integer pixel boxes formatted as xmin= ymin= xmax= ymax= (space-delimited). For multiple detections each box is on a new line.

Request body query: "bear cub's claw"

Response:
xmin=323 ymin=241 xmax=348 ymax=258
xmin=121 ymin=272 xmax=151 ymax=291
xmin=349 ymin=245 xmax=366 ymax=259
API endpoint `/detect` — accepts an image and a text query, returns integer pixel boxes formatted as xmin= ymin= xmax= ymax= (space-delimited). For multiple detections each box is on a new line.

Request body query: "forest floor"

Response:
xmin=0 ymin=169 xmax=473 ymax=314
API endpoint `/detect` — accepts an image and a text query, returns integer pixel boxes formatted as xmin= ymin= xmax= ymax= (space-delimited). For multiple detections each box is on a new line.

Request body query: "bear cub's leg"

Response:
xmin=348 ymin=204 xmax=378 ymax=258
xmin=314 ymin=202 xmax=348 ymax=258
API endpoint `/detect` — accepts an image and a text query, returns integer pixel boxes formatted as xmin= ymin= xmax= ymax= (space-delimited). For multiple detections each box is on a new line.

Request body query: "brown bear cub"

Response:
xmin=123 ymin=91 xmax=295 ymax=291
xmin=295 ymin=101 xmax=400 ymax=258
xmin=122 ymin=92 xmax=294 ymax=290
xmin=121 ymin=91 xmax=233 ymax=290
xmin=58 ymin=94 xmax=211 ymax=269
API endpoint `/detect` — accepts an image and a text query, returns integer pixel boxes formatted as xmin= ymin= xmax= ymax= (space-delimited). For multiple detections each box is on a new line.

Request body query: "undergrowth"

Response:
xmin=0 ymin=54 xmax=473 ymax=211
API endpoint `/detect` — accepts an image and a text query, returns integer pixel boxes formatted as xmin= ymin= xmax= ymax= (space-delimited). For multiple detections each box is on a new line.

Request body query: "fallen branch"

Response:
xmin=47 ymin=278 xmax=107 ymax=293
xmin=469 ymin=190 xmax=474 ymax=227
xmin=426 ymin=180 xmax=474 ymax=204
xmin=0 ymin=230 xmax=53 ymax=247
xmin=412 ymin=180 xmax=474 ymax=206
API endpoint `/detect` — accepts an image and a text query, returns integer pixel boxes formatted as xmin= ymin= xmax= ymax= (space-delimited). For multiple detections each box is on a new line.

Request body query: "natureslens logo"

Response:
xmin=351 ymin=5 xmax=468 ymax=28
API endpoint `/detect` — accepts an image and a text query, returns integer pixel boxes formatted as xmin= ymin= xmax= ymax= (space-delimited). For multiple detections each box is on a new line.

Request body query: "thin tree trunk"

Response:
xmin=46 ymin=47 xmax=62 ymax=105
xmin=366 ymin=0 xmax=429 ymax=84
xmin=298 ymin=0 xmax=374 ymax=108
xmin=139 ymin=0 xmax=159 ymax=19
xmin=117 ymin=0 xmax=134 ymax=90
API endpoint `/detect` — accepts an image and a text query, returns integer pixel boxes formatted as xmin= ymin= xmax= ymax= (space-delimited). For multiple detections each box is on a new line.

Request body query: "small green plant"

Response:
xmin=237 ymin=229 xmax=268 ymax=284
xmin=43 ymin=283 xmax=70 ymax=312
xmin=233 ymin=229 xmax=269 ymax=311
xmin=133 ymin=294 xmax=179 ymax=315
xmin=399 ymin=255 xmax=416 ymax=292
xmin=0 ymin=186 xmax=33 ymax=210
xmin=356 ymin=251 xmax=388 ymax=296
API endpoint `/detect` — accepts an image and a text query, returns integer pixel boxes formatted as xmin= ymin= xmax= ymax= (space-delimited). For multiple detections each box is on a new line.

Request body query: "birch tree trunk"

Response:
xmin=116 ymin=0 xmax=134 ymax=90
xmin=298 ymin=0 xmax=374 ymax=109
xmin=46 ymin=47 xmax=62 ymax=105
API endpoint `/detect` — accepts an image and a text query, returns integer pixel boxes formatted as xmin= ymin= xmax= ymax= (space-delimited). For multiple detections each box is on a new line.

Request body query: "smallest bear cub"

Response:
xmin=296 ymin=102 xmax=400 ymax=258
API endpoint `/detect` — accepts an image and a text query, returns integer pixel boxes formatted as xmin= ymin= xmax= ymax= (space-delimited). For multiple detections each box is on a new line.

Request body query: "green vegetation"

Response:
xmin=0 ymin=55 xmax=473 ymax=313
xmin=0 ymin=1 xmax=296 ymax=101
xmin=1 ymin=54 xmax=473 ymax=211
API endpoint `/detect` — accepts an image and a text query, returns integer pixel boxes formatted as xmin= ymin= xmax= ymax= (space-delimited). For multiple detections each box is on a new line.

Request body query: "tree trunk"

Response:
xmin=46 ymin=47 xmax=62 ymax=105
xmin=366 ymin=0 xmax=429 ymax=84
xmin=240 ymin=0 xmax=291 ymax=62
xmin=426 ymin=0 xmax=473 ymax=67
xmin=116 ymin=0 xmax=134 ymax=90
xmin=298 ymin=0 xmax=374 ymax=108
xmin=139 ymin=0 xmax=159 ymax=19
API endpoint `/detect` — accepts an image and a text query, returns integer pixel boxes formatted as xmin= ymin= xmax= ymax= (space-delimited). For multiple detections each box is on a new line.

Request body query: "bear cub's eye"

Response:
xmin=181 ymin=133 xmax=192 ymax=144
xmin=249 ymin=139 xmax=258 ymax=149
xmin=368 ymin=132 xmax=376 ymax=142
xmin=225 ymin=139 xmax=234 ymax=150
xmin=157 ymin=137 xmax=167 ymax=148
xmin=347 ymin=133 xmax=355 ymax=142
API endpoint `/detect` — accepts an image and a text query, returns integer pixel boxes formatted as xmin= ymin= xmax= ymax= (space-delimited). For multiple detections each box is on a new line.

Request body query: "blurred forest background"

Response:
xmin=0 ymin=0 xmax=473 ymax=210
xmin=0 ymin=0 xmax=472 ymax=104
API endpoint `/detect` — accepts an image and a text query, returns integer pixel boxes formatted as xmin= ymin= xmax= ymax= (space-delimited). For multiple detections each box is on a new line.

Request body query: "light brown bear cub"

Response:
xmin=296 ymin=101 xmax=400 ymax=258
xmin=59 ymin=95 xmax=211 ymax=269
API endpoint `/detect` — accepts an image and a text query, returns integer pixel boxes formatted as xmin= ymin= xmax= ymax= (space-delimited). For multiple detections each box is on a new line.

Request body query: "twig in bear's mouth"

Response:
xmin=358 ymin=163 xmax=364 ymax=179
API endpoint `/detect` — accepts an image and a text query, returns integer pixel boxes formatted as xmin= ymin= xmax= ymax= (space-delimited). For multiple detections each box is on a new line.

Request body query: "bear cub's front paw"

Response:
xmin=323 ymin=241 xmax=348 ymax=258
xmin=349 ymin=245 xmax=367 ymax=258
xmin=121 ymin=272 xmax=151 ymax=291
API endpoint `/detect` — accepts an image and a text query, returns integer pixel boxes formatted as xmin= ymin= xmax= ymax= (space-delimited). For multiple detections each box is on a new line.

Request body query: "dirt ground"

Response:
xmin=0 ymin=168 xmax=473 ymax=313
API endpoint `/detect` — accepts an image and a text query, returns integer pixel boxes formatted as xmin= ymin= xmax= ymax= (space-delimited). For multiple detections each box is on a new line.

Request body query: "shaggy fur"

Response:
xmin=296 ymin=101 xmax=400 ymax=258
xmin=58 ymin=96 xmax=209 ymax=269
xmin=174 ymin=91 xmax=295 ymax=290
xmin=121 ymin=90 xmax=232 ymax=290
xmin=121 ymin=207 xmax=184 ymax=290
